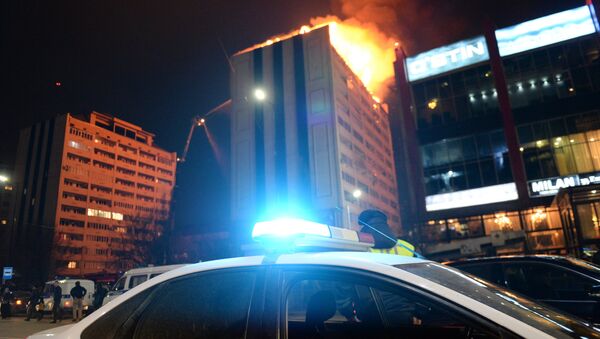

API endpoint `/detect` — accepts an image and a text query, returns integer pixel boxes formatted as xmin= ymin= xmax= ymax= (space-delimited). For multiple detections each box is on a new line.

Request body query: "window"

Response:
xmin=285 ymin=270 xmax=499 ymax=339
xmin=128 ymin=275 xmax=148 ymax=289
xmin=453 ymin=263 xmax=504 ymax=286
xmin=501 ymin=262 xmax=596 ymax=300
xmin=82 ymin=269 xmax=258 ymax=339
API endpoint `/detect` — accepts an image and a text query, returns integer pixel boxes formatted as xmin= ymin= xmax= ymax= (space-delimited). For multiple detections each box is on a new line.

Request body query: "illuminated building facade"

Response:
xmin=231 ymin=26 xmax=401 ymax=233
xmin=394 ymin=4 xmax=600 ymax=258
xmin=11 ymin=112 xmax=176 ymax=281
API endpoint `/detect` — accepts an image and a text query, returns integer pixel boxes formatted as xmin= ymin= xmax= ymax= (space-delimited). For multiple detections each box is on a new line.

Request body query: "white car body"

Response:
xmin=43 ymin=279 xmax=95 ymax=312
xmin=29 ymin=252 xmax=600 ymax=339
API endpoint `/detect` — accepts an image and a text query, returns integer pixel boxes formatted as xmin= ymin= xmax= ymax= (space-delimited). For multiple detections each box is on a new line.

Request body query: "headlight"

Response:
xmin=15 ymin=300 xmax=22 ymax=305
xmin=64 ymin=301 xmax=71 ymax=307
xmin=83 ymin=305 xmax=88 ymax=310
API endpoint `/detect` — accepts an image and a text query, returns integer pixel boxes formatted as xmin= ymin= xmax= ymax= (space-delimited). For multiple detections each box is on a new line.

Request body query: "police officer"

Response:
xmin=51 ymin=281 xmax=62 ymax=323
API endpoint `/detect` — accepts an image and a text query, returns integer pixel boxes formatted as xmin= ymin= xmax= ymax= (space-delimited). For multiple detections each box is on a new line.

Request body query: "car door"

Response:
xmin=276 ymin=265 xmax=516 ymax=339
xmin=80 ymin=266 xmax=266 ymax=339
xmin=500 ymin=261 xmax=600 ymax=323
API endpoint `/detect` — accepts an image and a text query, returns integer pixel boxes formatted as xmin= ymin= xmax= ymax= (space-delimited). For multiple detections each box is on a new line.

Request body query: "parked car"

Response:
xmin=445 ymin=255 xmax=600 ymax=324
xmin=31 ymin=219 xmax=600 ymax=338
xmin=10 ymin=290 xmax=31 ymax=314
xmin=103 ymin=264 xmax=186 ymax=305
xmin=43 ymin=279 xmax=95 ymax=313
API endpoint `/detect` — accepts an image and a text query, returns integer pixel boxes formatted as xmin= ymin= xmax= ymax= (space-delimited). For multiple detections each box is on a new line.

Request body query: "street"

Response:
xmin=0 ymin=316 xmax=67 ymax=339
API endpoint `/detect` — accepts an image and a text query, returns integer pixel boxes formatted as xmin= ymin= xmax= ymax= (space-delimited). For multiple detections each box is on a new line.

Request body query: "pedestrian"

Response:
xmin=92 ymin=283 xmax=107 ymax=312
xmin=51 ymin=281 xmax=62 ymax=323
xmin=70 ymin=281 xmax=86 ymax=322
xmin=0 ymin=286 xmax=12 ymax=319
xmin=25 ymin=285 xmax=43 ymax=321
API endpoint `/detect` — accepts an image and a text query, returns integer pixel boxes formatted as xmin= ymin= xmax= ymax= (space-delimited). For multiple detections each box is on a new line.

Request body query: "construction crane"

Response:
xmin=178 ymin=99 xmax=232 ymax=163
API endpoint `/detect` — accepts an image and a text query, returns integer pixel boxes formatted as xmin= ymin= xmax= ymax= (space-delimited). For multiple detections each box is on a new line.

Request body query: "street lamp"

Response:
xmin=0 ymin=175 xmax=8 ymax=183
xmin=352 ymin=189 xmax=362 ymax=199
xmin=254 ymin=88 xmax=267 ymax=101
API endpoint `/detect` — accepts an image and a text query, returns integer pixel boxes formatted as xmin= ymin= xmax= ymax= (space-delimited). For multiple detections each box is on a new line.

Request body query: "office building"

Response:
xmin=230 ymin=25 xmax=401 ymax=233
xmin=11 ymin=112 xmax=176 ymax=281
xmin=393 ymin=4 xmax=600 ymax=258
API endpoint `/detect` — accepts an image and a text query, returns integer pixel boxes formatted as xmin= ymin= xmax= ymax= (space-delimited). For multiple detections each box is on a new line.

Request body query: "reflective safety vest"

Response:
xmin=369 ymin=239 xmax=416 ymax=257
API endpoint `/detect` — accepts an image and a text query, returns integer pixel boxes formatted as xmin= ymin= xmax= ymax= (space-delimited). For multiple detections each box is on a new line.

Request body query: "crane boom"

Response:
xmin=178 ymin=99 xmax=232 ymax=163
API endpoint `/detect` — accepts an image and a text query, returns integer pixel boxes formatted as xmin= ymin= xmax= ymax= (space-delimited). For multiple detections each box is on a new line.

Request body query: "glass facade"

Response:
xmin=421 ymin=130 xmax=512 ymax=196
xmin=412 ymin=65 xmax=499 ymax=129
xmin=518 ymin=111 xmax=600 ymax=181
xmin=417 ymin=207 xmax=565 ymax=252
xmin=502 ymin=36 xmax=600 ymax=110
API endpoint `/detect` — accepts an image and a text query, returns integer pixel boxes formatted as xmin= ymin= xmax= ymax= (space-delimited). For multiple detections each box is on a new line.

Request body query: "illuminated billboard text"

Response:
xmin=406 ymin=36 xmax=489 ymax=82
xmin=529 ymin=172 xmax=600 ymax=197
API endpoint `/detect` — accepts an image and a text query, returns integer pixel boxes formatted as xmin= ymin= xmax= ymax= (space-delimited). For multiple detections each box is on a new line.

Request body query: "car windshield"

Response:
xmin=396 ymin=262 xmax=600 ymax=338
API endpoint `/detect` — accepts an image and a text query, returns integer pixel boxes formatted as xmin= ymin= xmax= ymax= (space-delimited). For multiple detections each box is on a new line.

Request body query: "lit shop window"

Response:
xmin=67 ymin=261 xmax=77 ymax=269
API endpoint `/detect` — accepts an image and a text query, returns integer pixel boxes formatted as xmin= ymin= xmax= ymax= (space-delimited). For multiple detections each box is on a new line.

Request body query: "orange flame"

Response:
xmin=236 ymin=17 xmax=398 ymax=99
xmin=314 ymin=16 xmax=397 ymax=98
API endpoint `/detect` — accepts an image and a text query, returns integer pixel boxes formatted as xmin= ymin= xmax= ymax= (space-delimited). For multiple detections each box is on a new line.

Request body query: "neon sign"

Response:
xmin=529 ymin=172 xmax=600 ymax=197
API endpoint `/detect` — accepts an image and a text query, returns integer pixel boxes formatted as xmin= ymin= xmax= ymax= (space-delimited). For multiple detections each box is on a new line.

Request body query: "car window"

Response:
xmin=454 ymin=263 xmax=503 ymax=285
xmin=285 ymin=274 xmax=500 ymax=339
xmin=149 ymin=273 xmax=161 ymax=279
xmin=82 ymin=268 xmax=257 ymax=339
xmin=130 ymin=269 xmax=256 ymax=339
xmin=81 ymin=285 xmax=156 ymax=339
xmin=128 ymin=275 xmax=148 ymax=289
xmin=502 ymin=262 xmax=596 ymax=299
xmin=113 ymin=277 xmax=126 ymax=291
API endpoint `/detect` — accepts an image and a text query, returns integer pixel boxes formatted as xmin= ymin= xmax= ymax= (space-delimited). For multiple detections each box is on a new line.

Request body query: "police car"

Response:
xmin=30 ymin=218 xmax=600 ymax=338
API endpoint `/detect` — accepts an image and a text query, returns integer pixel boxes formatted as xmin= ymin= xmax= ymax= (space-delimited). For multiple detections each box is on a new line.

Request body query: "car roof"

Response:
xmin=445 ymin=254 xmax=572 ymax=265
xmin=123 ymin=264 xmax=187 ymax=275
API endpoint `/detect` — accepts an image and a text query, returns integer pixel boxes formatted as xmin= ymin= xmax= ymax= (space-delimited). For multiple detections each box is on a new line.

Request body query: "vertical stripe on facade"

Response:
xmin=37 ymin=118 xmax=55 ymax=223
xmin=17 ymin=124 xmax=38 ymax=231
xmin=273 ymin=42 xmax=288 ymax=202
xmin=292 ymin=35 xmax=310 ymax=207
xmin=27 ymin=121 xmax=47 ymax=224
xmin=253 ymin=48 xmax=266 ymax=215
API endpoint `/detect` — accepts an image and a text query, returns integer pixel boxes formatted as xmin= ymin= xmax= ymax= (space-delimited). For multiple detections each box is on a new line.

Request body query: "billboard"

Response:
xmin=425 ymin=182 xmax=518 ymax=211
xmin=406 ymin=36 xmax=489 ymax=82
xmin=496 ymin=6 xmax=597 ymax=57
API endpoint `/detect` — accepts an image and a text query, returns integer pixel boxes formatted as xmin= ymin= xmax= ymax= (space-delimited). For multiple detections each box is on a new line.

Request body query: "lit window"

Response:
xmin=112 ymin=212 xmax=124 ymax=221
xmin=1 ymin=220 xmax=6 ymax=225
xmin=67 ymin=261 xmax=77 ymax=269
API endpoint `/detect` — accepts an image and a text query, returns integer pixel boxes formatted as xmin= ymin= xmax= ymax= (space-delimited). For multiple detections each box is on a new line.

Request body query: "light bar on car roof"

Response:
xmin=252 ymin=218 xmax=374 ymax=252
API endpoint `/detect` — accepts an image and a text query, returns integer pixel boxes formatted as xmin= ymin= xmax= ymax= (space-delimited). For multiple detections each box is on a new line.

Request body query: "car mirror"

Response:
xmin=588 ymin=285 xmax=600 ymax=298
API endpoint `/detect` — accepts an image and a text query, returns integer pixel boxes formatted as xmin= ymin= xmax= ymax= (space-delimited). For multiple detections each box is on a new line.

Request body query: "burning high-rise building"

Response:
xmin=230 ymin=24 xmax=401 ymax=232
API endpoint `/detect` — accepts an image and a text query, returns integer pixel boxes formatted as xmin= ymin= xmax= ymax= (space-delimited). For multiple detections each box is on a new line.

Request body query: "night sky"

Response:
xmin=0 ymin=0 xmax=584 ymax=230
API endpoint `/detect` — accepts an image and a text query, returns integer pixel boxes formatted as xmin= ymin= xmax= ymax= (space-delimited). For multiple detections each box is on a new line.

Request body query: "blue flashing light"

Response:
xmin=252 ymin=218 xmax=331 ymax=239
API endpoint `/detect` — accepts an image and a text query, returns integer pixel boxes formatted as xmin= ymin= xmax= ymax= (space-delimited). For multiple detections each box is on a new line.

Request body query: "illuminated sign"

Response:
xmin=496 ymin=6 xmax=597 ymax=57
xmin=529 ymin=172 xmax=600 ymax=197
xmin=425 ymin=183 xmax=518 ymax=211
xmin=406 ymin=36 xmax=489 ymax=82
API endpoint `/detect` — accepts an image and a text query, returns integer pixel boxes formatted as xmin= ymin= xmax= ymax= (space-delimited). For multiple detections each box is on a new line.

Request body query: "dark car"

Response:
xmin=446 ymin=255 xmax=600 ymax=324
xmin=10 ymin=290 xmax=31 ymax=314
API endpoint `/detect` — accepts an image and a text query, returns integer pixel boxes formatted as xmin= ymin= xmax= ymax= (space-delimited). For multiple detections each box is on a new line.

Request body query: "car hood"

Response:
xmin=28 ymin=324 xmax=73 ymax=338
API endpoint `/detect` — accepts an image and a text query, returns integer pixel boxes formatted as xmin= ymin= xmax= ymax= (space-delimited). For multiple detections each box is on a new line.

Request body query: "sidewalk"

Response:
xmin=0 ymin=316 xmax=68 ymax=339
